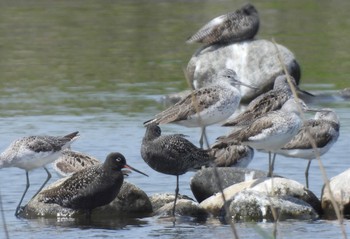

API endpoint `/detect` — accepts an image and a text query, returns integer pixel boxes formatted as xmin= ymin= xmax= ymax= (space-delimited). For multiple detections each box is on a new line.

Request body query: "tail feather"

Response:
xmin=64 ymin=131 xmax=79 ymax=140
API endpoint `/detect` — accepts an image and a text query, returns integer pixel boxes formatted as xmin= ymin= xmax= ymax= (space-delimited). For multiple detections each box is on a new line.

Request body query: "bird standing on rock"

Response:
xmin=144 ymin=69 xmax=256 ymax=148
xmin=39 ymin=152 xmax=148 ymax=213
xmin=0 ymin=131 xmax=79 ymax=216
xmin=141 ymin=124 xmax=214 ymax=217
xmin=186 ymin=3 xmax=259 ymax=45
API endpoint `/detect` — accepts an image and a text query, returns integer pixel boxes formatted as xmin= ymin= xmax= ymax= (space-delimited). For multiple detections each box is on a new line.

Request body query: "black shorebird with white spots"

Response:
xmin=40 ymin=152 xmax=147 ymax=213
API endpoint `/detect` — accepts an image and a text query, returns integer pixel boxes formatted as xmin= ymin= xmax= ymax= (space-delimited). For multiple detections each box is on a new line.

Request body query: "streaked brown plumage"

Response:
xmin=186 ymin=3 xmax=259 ymax=45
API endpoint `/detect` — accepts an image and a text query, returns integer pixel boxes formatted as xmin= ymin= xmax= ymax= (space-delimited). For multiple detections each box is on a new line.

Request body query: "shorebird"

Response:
xmin=53 ymin=150 xmax=100 ymax=177
xmin=209 ymin=142 xmax=254 ymax=168
xmin=275 ymin=109 xmax=340 ymax=188
xmin=39 ymin=152 xmax=148 ymax=213
xmin=141 ymin=124 xmax=214 ymax=217
xmin=0 ymin=131 xmax=79 ymax=216
xmin=217 ymin=99 xmax=319 ymax=176
xmin=222 ymin=74 xmax=313 ymax=127
xmin=186 ymin=3 xmax=259 ymax=45
xmin=144 ymin=69 xmax=256 ymax=148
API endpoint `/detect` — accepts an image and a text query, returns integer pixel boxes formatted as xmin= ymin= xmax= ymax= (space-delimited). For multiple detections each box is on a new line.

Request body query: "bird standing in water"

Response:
xmin=39 ymin=152 xmax=148 ymax=213
xmin=0 ymin=131 xmax=79 ymax=216
xmin=141 ymin=124 xmax=213 ymax=218
xmin=144 ymin=69 xmax=256 ymax=148
xmin=275 ymin=109 xmax=340 ymax=188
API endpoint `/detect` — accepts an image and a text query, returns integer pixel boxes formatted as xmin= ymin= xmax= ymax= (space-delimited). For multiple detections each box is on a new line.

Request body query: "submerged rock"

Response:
xmin=190 ymin=167 xmax=273 ymax=203
xmin=321 ymin=168 xmax=350 ymax=219
xmin=21 ymin=180 xmax=152 ymax=219
xmin=200 ymin=177 xmax=321 ymax=221
xmin=186 ymin=39 xmax=300 ymax=103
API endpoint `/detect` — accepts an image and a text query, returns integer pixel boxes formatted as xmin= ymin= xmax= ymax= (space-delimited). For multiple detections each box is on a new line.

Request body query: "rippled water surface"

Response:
xmin=0 ymin=0 xmax=350 ymax=238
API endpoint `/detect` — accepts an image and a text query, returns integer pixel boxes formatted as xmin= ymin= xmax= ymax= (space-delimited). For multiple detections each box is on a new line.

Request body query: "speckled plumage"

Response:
xmin=275 ymin=109 xmax=340 ymax=188
xmin=141 ymin=124 xmax=214 ymax=217
xmin=0 ymin=131 xmax=79 ymax=216
xmin=223 ymin=75 xmax=312 ymax=127
xmin=53 ymin=150 xmax=100 ymax=177
xmin=187 ymin=3 xmax=259 ymax=45
xmin=217 ymin=99 xmax=308 ymax=176
xmin=40 ymin=152 xmax=147 ymax=210
xmin=209 ymin=142 xmax=254 ymax=168
xmin=141 ymin=124 xmax=214 ymax=176
xmin=144 ymin=69 xmax=255 ymax=147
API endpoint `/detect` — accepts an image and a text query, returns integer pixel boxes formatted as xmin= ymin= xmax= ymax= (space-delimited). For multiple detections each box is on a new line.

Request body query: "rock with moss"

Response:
xmin=20 ymin=179 xmax=152 ymax=219
xmin=200 ymin=177 xmax=321 ymax=221
xmin=226 ymin=190 xmax=319 ymax=222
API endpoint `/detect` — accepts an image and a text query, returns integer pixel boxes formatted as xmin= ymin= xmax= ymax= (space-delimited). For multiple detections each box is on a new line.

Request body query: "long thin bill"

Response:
xmin=297 ymin=87 xmax=314 ymax=97
xmin=124 ymin=164 xmax=149 ymax=177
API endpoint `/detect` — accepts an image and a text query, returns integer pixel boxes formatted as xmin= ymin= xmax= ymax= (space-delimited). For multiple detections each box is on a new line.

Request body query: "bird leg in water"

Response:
xmin=305 ymin=160 xmax=312 ymax=189
xmin=172 ymin=175 xmax=180 ymax=223
xmin=32 ymin=167 xmax=52 ymax=199
xmin=199 ymin=126 xmax=210 ymax=149
xmin=15 ymin=171 xmax=30 ymax=217
xmin=268 ymin=152 xmax=277 ymax=177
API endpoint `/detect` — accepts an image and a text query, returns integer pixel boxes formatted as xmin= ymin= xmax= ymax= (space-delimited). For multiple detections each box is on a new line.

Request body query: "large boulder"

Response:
xmin=321 ymin=168 xmax=350 ymax=219
xmin=20 ymin=179 xmax=152 ymax=219
xmin=226 ymin=190 xmax=319 ymax=222
xmin=190 ymin=167 xmax=273 ymax=203
xmin=186 ymin=39 xmax=300 ymax=103
xmin=200 ymin=177 xmax=321 ymax=221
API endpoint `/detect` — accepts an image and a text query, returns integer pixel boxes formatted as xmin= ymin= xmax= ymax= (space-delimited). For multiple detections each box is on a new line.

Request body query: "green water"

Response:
xmin=0 ymin=0 xmax=349 ymax=117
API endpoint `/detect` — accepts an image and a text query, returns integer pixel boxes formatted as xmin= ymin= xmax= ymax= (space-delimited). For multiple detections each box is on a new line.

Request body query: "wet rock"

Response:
xmin=154 ymin=199 xmax=208 ymax=220
xmin=190 ymin=167 xmax=273 ymax=203
xmin=340 ymin=88 xmax=350 ymax=99
xmin=321 ymin=168 xmax=350 ymax=219
xmin=227 ymin=190 xmax=319 ymax=222
xmin=21 ymin=180 xmax=152 ymax=218
xmin=186 ymin=39 xmax=300 ymax=103
xmin=200 ymin=177 xmax=321 ymax=218
xmin=149 ymin=193 xmax=194 ymax=212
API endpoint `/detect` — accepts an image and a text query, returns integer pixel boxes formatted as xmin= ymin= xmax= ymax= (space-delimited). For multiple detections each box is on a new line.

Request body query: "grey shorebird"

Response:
xmin=144 ymin=69 xmax=256 ymax=148
xmin=275 ymin=109 xmax=340 ymax=188
xmin=222 ymin=74 xmax=314 ymax=127
xmin=0 ymin=131 xmax=79 ymax=216
xmin=217 ymin=99 xmax=320 ymax=176
xmin=141 ymin=124 xmax=214 ymax=217
xmin=186 ymin=3 xmax=259 ymax=45
xmin=53 ymin=150 xmax=100 ymax=177
xmin=39 ymin=152 xmax=148 ymax=213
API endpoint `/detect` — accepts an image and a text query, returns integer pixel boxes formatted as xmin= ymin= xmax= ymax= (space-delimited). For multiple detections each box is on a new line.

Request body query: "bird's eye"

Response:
xmin=116 ymin=157 xmax=122 ymax=162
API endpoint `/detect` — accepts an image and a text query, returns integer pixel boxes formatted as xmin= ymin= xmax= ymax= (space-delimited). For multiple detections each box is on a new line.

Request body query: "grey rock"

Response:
xmin=321 ymin=168 xmax=350 ymax=219
xmin=340 ymin=88 xmax=350 ymax=99
xmin=21 ymin=180 xmax=152 ymax=218
xmin=226 ymin=190 xmax=319 ymax=222
xmin=200 ymin=177 xmax=321 ymax=217
xmin=190 ymin=167 xmax=273 ymax=203
xmin=154 ymin=199 xmax=208 ymax=220
xmin=186 ymin=39 xmax=300 ymax=103
xmin=149 ymin=193 xmax=194 ymax=212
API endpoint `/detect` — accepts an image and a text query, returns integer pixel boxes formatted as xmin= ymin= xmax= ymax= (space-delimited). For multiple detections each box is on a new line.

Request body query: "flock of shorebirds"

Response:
xmin=0 ymin=3 xmax=340 ymax=219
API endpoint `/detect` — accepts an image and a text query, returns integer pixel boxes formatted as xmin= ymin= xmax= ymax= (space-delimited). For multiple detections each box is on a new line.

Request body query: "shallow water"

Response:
xmin=0 ymin=0 xmax=350 ymax=238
